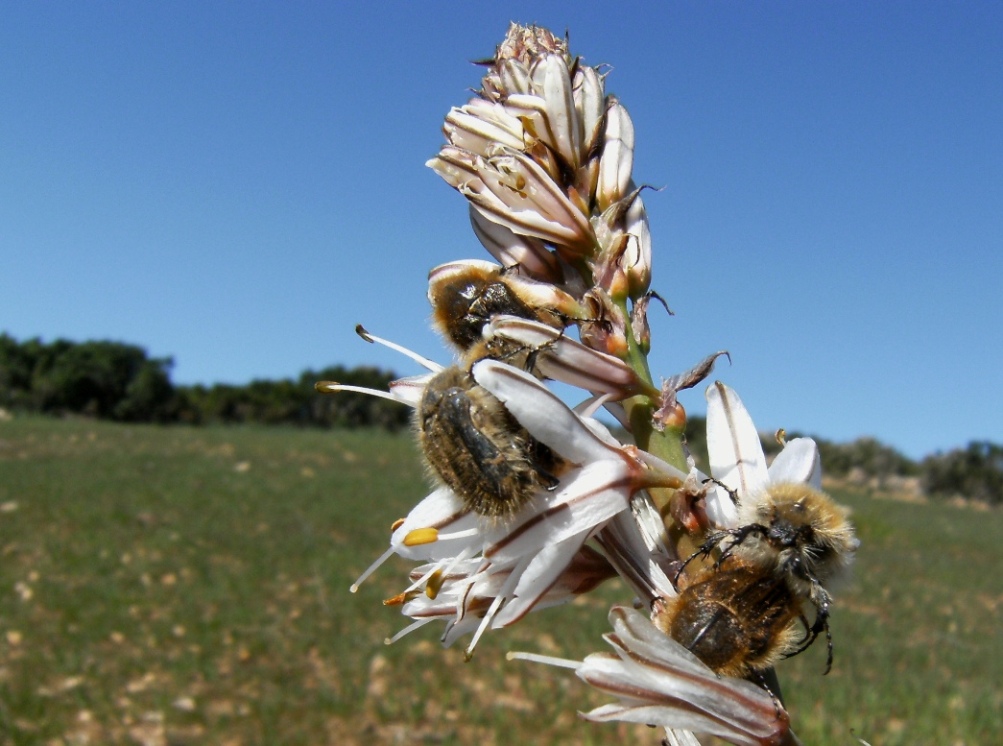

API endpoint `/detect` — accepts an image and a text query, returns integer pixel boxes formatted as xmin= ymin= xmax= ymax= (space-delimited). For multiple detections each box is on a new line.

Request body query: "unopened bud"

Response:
xmin=596 ymin=99 xmax=635 ymax=212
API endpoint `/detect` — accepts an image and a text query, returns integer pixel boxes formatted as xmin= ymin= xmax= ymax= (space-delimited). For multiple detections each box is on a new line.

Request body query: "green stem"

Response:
xmin=617 ymin=301 xmax=688 ymax=475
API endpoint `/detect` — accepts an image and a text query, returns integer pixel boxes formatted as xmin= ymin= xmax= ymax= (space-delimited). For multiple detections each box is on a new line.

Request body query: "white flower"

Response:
xmin=373 ymin=357 xmax=684 ymax=656
xmin=442 ymin=99 xmax=527 ymax=156
xmin=622 ymin=191 xmax=651 ymax=297
xmin=510 ymin=606 xmax=802 ymax=746
xmin=579 ymin=607 xmax=801 ymax=746
xmin=573 ymin=63 xmax=605 ymax=157
xmin=388 ymin=544 xmax=616 ymax=650
xmin=320 ymin=329 xmax=686 ymax=653
xmin=704 ymin=380 xmax=824 ymax=529
xmin=428 ymin=21 xmax=652 ymax=276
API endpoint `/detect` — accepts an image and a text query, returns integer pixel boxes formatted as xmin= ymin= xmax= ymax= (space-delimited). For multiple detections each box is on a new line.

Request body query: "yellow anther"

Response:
xmin=390 ymin=517 xmax=406 ymax=532
xmin=425 ymin=569 xmax=445 ymax=599
xmin=403 ymin=527 xmax=439 ymax=546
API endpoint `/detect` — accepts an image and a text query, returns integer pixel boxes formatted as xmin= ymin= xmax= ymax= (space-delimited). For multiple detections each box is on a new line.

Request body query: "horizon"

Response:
xmin=0 ymin=328 xmax=984 ymax=463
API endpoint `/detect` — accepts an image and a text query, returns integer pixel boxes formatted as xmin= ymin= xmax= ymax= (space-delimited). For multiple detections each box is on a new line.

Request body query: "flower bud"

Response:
xmin=624 ymin=193 xmax=652 ymax=298
xmin=596 ymin=99 xmax=635 ymax=212
xmin=574 ymin=65 xmax=606 ymax=159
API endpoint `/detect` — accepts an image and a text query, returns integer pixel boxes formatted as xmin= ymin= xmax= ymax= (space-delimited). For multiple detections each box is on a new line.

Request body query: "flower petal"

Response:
xmin=705 ymin=381 xmax=769 ymax=500
xmin=491 ymin=529 xmax=590 ymax=627
xmin=623 ymin=192 xmax=651 ymax=297
xmin=475 ymin=148 xmax=595 ymax=252
xmin=390 ymin=487 xmax=478 ymax=561
xmin=388 ymin=373 xmax=435 ymax=407
xmin=443 ymin=99 xmax=527 ymax=155
xmin=574 ymin=65 xmax=605 ymax=156
xmin=471 ymin=359 xmax=621 ymax=464
xmin=484 ymin=316 xmax=650 ymax=397
xmin=481 ymin=461 xmax=629 ymax=563
xmin=469 ymin=206 xmax=561 ymax=279
xmin=529 ymin=53 xmax=580 ymax=167
xmin=768 ymin=437 xmax=823 ymax=490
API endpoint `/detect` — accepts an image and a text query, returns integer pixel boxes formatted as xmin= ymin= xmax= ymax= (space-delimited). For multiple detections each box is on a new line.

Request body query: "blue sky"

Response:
xmin=2 ymin=2 xmax=1000 ymax=459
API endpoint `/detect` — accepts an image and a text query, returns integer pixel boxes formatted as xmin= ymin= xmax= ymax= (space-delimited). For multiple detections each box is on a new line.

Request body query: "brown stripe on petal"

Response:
xmin=483 ymin=475 xmax=631 ymax=558
xmin=429 ymin=507 xmax=472 ymax=530
xmin=409 ymin=608 xmax=460 ymax=620
xmin=714 ymin=380 xmax=754 ymax=498
xmin=482 ymin=500 xmax=572 ymax=558
xmin=536 ymin=348 xmax=638 ymax=396
xmin=456 ymin=579 xmax=475 ymax=624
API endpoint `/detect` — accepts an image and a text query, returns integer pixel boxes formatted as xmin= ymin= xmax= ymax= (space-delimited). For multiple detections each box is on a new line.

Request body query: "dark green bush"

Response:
xmin=0 ymin=334 xmax=407 ymax=430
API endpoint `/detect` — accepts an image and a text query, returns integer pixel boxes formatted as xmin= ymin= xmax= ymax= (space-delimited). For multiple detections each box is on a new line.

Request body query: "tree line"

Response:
xmin=0 ymin=334 xmax=408 ymax=431
xmin=2 ymin=333 xmax=999 ymax=505
xmin=682 ymin=418 xmax=1002 ymax=507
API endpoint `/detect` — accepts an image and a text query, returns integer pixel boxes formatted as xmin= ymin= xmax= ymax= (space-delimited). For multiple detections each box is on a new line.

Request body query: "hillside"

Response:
xmin=0 ymin=417 xmax=999 ymax=744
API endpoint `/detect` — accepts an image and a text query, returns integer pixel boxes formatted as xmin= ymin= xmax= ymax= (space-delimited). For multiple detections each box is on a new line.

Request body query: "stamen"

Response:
xmin=465 ymin=593 xmax=507 ymax=660
xmin=385 ymin=618 xmax=434 ymax=645
xmin=350 ymin=544 xmax=396 ymax=593
xmin=315 ymin=381 xmax=403 ymax=404
xmin=355 ymin=324 xmax=443 ymax=372
xmin=574 ymin=392 xmax=615 ymax=418
xmin=434 ymin=527 xmax=480 ymax=542
xmin=390 ymin=517 xmax=406 ymax=531
xmin=426 ymin=545 xmax=477 ymax=599
xmin=383 ymin=590 xmax=421 ymax=606
xmin=506 ymin=651 xmax=582 ymax=670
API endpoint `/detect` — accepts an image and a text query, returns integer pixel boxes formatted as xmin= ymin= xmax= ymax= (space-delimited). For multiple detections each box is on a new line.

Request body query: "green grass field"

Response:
xmin=0 ymin=417 xmax=999 ymax=745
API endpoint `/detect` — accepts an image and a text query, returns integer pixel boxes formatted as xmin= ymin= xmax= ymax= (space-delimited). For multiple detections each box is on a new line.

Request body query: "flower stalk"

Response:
xmin=318 ymin=21 xmax=855 ymax=746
